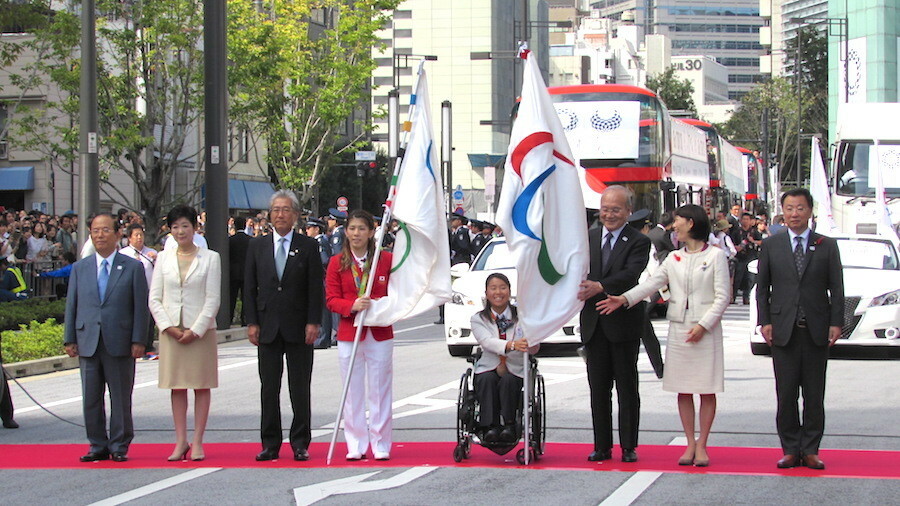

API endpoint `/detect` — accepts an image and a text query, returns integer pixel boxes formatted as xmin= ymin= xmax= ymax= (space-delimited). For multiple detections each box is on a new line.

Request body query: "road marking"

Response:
xmin=393 ymin=323 xmax=434 ymax=334
xmin=88 ymin=467 xmax=221 ymax=506
xmin=293 ymin=466 xmax=437 ymax=506
xmin=15 ymin=359 xmax=258 ymax=415
xmin=597 ymin=437 xmax=684 ymax=506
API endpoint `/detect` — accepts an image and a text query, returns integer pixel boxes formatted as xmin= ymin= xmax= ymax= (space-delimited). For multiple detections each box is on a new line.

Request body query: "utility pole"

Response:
xmin=78 ymin=0 xmax=99 ymax=247
xmin=204 ymin=0 xmax=230 ymax=330
xmin=441 ymin=101 xmax=453 ymax=213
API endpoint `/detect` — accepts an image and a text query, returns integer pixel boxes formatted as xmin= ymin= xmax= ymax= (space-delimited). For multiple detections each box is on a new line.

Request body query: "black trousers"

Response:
xmin=258 ymin=331 xmax=314 ymax=452
xmin=474 ymin=370 xmax=523 ymax=427
xmin=772 ymin=324 xmax=829 ymax=456
xmin=642 ymin=303 xmax=664 ymax=379
xmin=229 ymin=281 xmax=244 ymax=326
xmin=585 ymin=334 xmax=641 ymax=451
xmin=733 ymin=259 xmax=755 ymax=303
xmin=1 ymin=369 xmax=13 ymax=424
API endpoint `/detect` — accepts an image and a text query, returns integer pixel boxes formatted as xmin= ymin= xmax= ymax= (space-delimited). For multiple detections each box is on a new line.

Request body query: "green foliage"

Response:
xmin=646 ymin=66 xmax=696 ymax=113
xmin=0 ymin=298 xmax=66 ymax=331
xmin=228 ymin=0 xmax=401 ymax=205
xmin=1 ymin=319 xmax=66 ymax=363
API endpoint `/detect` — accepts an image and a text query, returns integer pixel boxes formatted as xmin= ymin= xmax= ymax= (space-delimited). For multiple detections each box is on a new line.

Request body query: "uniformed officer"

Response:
xmin=470 ymin=221 xmax=493 ymax=259
xmin=305 ymin=218 xmax=335 ymax=349
xmin=628 ymin=208 xmax=665 ymax=379
xmin=449 ymin=212 xmax=472 ymax=266
xmin=327 ymin=208 xmax=347 ymax=256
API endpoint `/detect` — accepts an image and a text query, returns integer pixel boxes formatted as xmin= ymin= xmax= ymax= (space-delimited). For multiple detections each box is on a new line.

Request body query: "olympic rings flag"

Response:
xmin=363 ymin=67 xmax=452 ymax=327
xmin=496 ymin=51 xmax=589 ymax=344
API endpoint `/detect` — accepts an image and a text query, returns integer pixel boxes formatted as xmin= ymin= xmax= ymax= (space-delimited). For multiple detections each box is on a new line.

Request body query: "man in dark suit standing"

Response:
xmin=757 ymin=188 xmax=844 ymax=470
xmin=244 ymin=190 xmax=323 ymax=462
xmin=228 ymin=216 xmax=251 ymax=326
xmin=646 ymin=211 xmax=675 ymax=262
xmin=577 ymin=185 xmax=650 ymax=463
xmin=64 ymin=214 xmax=149 ymax=462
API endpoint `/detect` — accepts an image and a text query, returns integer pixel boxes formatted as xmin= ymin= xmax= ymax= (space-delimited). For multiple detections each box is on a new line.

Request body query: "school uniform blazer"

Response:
xmin=148 ymin=248 xmax=222 ymax=338
xmin=623 ymin=246 xmax=730 ymax=330
xmin=325 ymin=251 xmax=394 ymax=341
xmin=470 ymin=308 xmax=539 ymax=378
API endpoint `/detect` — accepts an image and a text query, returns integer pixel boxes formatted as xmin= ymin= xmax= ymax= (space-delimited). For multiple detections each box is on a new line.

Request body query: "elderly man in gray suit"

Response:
xmin=64 ymin=214 xmax=149 ymax=463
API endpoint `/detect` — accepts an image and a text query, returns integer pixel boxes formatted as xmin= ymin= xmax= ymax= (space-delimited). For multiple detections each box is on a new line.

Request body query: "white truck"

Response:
xmin=831 ymin=103 xmax=900 ymax=234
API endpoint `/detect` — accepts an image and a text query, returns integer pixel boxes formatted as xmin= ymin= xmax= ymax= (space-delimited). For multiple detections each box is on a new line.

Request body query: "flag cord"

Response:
xmin=325 ymin=59 xmax=430 ymax=465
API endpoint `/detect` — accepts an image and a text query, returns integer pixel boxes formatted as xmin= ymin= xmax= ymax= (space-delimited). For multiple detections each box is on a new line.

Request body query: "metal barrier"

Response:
xmin=17 ymin=260 xmax=68 ymax=299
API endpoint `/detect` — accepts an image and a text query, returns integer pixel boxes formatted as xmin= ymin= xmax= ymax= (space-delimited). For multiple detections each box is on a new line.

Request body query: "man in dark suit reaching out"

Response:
xmin=578 ymin=185 xmax=650 ymax=463
xmin=244 ymin=190 xmax=323 ymax=462
xmin=756 ymin=188 xmax=844 ymax=470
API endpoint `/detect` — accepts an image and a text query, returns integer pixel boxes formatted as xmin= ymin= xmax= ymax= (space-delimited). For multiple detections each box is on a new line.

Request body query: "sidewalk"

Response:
xmin=3 ymin=326 xmax=249 ymax=379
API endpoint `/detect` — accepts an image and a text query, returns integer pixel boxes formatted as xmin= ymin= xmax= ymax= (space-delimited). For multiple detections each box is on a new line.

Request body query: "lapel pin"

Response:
xmin=117 ymin=265 xmax=123 ymax=270
xmin=622 ymin=236 xmax=628 ymax=242
xmin=289 ymin=250 xmax=297 ymax=256
xmin=378 ymin=275 xmax=386 ymax=282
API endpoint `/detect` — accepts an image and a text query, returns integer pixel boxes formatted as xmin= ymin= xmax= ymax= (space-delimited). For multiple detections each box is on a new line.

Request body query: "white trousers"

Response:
xmin=338 ymin=332 xmax=393 ymax=455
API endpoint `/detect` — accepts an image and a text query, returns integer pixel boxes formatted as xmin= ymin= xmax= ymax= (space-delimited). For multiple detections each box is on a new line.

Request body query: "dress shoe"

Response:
xmin=111 ymin=452 xmax=128 ymax=462
xmin=621 ymin=449 xmax=638 ymax=463
xmin=255 ymin=449 xmax=280 ymax=461
xmin=293 ymin=448 xmax=310 ymax=461
xmin=191 ymin=444 xmax=205 ymax=462
xmin=167 ymin=443 xmax=190 ymax=462
xmin=433 ymin=319 xmax=444 ymax=325
xmin=345 ymin=452 xmax=365 ymax=461
xmin=587 ymin=449 xmax=613 ymax=462
xmin=484 ymin=427 xmax=502 ymax=443
xmin=802 ymin=454 xmax=825 ymax=470
xmin=499 ymin=425 xmax=517 ymax=443
xmin=80 ymin=451 xmax=110 ymax=462
xmin=776 ymin=454 xmax=800 ymax=468
xmin=2 ymin=419 xmax=19 ymax=429
xmin=374 ymin=451 xmax=390 ymax=461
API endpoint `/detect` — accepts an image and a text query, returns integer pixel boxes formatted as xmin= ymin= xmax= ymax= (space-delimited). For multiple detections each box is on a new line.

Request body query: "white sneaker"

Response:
xmin=345 ymin=452 xmax=364 ymax=461
xmin=374 ymin=451 xmax=390 ymax=461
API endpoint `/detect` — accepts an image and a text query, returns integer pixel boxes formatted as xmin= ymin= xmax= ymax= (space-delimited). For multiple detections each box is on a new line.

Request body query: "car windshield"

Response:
xmin=836 ymin=238 xmax=900 ymax=270
xmin=472 ymin=241 xmax=515 ymax=271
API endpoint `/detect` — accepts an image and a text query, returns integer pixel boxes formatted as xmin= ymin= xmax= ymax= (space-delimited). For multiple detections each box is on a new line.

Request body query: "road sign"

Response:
xmin=355 ymin=150 xmax=376 ymax=161
xmin=337 ymin=196 xmax=348 ymax=207
xmin=453 ymin=190 xmax=463 ymax=200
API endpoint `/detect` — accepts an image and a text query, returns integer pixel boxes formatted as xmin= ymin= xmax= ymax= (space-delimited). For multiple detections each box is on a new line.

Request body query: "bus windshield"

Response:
xmin=836 ymin=141 xmax=900 ymax=197
xmin=550 ymin=91 xmax=666 ymax=170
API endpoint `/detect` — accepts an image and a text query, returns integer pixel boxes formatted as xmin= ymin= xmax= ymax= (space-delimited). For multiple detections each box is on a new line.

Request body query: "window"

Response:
xmin=394 ymin=29 xmax=412 ymax=38
xmin=394 ymin=10 xmax=412 ymax=19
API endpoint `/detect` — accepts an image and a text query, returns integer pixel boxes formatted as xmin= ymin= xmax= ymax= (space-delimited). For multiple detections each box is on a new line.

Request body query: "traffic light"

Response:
xmin=356 ymin=161 xmax=379 ymax=177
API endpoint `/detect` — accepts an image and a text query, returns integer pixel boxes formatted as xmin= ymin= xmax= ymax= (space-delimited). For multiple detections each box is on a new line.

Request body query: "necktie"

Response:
xmin=601 ymin=232 xmax=613 ymax=267
xmin=794 ymin=236 xmax=806 ymax=322
xmin=496 ymin=314 xmax=510 ymax=376
xmin=98 ymin=259 xmax=109 ymax=303
xmin=275 ymin=237 xmax=287 ymax=280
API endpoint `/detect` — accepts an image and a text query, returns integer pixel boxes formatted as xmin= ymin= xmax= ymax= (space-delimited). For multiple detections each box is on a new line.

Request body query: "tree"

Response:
xmin=2 ymin=0 xmax=208 ymax=242
xmin=228 ymin=0 xmax=400 ymax=208
xmin=645 ymin=66 xmax=696 ymax=113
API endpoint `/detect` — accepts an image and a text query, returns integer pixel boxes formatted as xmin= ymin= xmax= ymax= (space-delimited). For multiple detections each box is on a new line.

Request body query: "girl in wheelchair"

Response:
xmin=470 ymin=273 xmax=539 ymax=443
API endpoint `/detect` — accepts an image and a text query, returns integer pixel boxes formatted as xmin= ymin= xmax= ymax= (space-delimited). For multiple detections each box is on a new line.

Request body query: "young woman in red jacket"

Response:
xmin=325 ymin=210 xmax=394 ymax=461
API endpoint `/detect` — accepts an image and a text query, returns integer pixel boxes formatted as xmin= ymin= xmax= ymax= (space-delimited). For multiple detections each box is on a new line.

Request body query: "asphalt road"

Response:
xmin=2 ymin=304 xmax=898 ymax=505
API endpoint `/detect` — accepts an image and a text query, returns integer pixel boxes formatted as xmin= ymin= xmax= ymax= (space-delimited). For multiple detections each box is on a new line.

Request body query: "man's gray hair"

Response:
xmin=601 ymin=185 xmax=634 ymax=210
xmin=269 ymin=189 xmax=301 ymax=213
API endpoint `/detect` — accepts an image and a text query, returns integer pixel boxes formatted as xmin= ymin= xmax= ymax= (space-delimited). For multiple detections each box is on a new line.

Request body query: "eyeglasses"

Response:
xmin=600 ymin=207 xmax=625 ymax=215
xmin=90 ymin=228 xmax=114 ymax=234
xmin=270 ymin=207 xmax=295 ymax=215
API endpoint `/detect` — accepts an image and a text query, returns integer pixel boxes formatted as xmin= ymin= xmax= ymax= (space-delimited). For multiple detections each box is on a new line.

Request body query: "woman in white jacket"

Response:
xmin=148 ymin=205 xmax=221 ymax=462
xmin=599 ymin=205 xmax=729 ymax=467
xmin=470 ymin=273 xmax=539 ymax=444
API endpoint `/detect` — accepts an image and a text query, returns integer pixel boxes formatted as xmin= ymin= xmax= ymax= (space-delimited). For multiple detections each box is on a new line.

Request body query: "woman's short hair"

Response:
xmin=166 ymin=205 xmax=199 ymax=228
xmin=674 ymin=204 xmax=711 ymax=241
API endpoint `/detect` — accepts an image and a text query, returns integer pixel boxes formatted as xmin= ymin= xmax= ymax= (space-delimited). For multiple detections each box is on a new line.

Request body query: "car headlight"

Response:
xmin=450 ymin=291 xmax=477 ymax=306
xmin=869 ymin=289 xmax=900 ymax=307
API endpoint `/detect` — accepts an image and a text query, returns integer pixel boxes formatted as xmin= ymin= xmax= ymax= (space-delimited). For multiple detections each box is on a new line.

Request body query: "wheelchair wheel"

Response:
xmin=532 ymin=373 xmax=546 ymax=456
xmin=453 ymin=444 xmax=466 ymax=463
xmin=516 ymin=447 xmax=536 ymax=465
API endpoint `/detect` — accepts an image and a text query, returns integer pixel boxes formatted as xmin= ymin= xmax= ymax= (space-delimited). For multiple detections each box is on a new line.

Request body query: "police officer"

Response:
xmin=470 ymin=221 xmax=493 ymax=259
xmin=306 ymin=218 xmax=335 ymax=349
xmin=327 ymin=208 xmax=346 ymax=257
xmin=627 ymin=209 xmax=665 ymax=379
xmin=449 ymin=212 xmax=472 ymax=266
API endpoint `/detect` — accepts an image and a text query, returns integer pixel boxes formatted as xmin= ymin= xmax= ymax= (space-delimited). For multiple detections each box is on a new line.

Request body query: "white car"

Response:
xmin=444 ymin=237 xmax=581 ymax=356
xmin=749 ymin=234 xmax=900 ymax=358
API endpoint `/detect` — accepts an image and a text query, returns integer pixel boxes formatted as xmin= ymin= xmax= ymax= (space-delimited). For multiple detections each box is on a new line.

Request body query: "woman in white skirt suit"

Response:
xmin=599 ymin=204 xmax=730 ymax=467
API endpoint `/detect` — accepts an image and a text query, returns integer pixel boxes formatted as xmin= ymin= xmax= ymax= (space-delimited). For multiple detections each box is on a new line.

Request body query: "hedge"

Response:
xmin=0 ymin=298 xmax=67 ymax=331
xmin=1 ymin=319 xmax=66 ymax=363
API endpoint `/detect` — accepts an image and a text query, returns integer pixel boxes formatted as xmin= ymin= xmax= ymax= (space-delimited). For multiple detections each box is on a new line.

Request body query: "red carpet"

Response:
xmin=1 ymin=442 xmax=897 ymax=479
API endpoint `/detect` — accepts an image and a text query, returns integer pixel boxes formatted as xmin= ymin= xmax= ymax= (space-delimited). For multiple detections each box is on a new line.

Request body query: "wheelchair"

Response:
xmin=453 ymin=349 xmax=546 ymax=465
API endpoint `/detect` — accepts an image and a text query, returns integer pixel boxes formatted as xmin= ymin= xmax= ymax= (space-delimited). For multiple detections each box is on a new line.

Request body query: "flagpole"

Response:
xmin=522 ymin=350 xmax=531 ymax=465
xmin=326 ymin=60 xmax=431 ymax=465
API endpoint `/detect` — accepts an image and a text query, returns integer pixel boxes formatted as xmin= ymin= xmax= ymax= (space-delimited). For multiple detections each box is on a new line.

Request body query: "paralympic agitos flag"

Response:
xmin=363 ymin=67 xmax=452 ymax=327
xmin=496 ymin=51 xmax=589 ymax=344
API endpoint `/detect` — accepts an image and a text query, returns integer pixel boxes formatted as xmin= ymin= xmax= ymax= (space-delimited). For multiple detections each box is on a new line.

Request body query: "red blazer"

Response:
xmin=325 ymin=251 xmax=394 ymax=341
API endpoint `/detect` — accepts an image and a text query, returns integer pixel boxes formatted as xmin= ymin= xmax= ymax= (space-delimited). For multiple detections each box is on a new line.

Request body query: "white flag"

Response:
xmin=871 ymin=143 xmax=897 ymax=238
xmin=495 ymin=51 xmax=589 ymax=344
xmin=363 ymin=69 xmax=452 ymax=327
xmin=809 ymin=137 xmax=838 ymax=233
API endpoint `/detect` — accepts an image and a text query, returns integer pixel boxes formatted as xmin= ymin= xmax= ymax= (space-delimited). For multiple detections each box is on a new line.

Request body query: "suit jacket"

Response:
xmin=646 ymin=225 xmax=675 ymax=262
xmin=470 ymin=307 xmax=539 ymax=378
xmin=450 ymin=227 xmax=472 ymax=265
xmin=148 ymin=248 xmax=221 ymax=338
xmin=228 ymin=232 xmax=251 ymax=283
xmin=63 ymin=253 xmax=149 ymax=357
xmin=243 ymin=232 xmax=324 ymax=344
xmin=624 ymin=246 xmax=730 ymax=330
xmin=756 ymin=231 xmax=844 ymax=346
xmin=325 ymin=251 xmax=393 ymax=341
xmin=580 ymin=225 xmax=650 ymax=344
